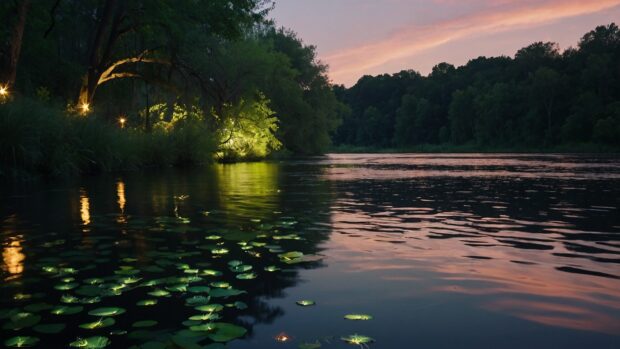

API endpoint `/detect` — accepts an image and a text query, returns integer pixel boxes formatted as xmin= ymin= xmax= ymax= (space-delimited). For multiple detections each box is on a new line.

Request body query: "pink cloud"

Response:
xmin=325 ymin=0 xmax=620 ymax=85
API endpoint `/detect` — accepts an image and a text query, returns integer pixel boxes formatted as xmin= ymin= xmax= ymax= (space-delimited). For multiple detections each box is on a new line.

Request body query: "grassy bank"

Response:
xmin=0 ymin=98 xmax=216 ymax=178
xmin=330 ymin=143 xmax=620 ymax=154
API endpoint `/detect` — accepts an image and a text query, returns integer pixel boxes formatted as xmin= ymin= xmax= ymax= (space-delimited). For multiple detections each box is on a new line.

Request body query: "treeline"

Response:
xmin=1 ymin=0 xmax=345 ymax=176
xmin=333 ymin=23 xmax=620 ymax=150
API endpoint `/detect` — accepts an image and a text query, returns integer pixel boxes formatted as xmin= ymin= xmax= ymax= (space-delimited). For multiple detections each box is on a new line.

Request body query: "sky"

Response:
xmin=270 ymin=0 xmax=620 ymax=86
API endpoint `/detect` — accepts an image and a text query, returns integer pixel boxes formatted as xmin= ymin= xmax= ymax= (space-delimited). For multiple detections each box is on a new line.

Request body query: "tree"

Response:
xmin=0 ymin=0 xmax=29 ymax=88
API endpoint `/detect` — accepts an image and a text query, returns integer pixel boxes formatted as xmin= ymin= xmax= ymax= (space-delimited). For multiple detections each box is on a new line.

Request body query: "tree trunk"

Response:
xmin=0 ymin=0 xmax=29 ymax=88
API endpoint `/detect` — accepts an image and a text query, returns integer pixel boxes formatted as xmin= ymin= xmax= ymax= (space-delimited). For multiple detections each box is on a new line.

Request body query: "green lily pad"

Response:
xmin=189 ymin=323 xmax=217 ymax=332
xmin=88 ymin=307 xmax=126 ymax=317
xmin=4 ymin=336 xmax=39 ymax=347
xmin=341 ymin=334 xmax=374 ymax=345
xmin=201 ymin=269 xmax=222 ymax=276
xmin=189 ymin=313 xmax=220 ymax=321
xmin=186 ymin=296 xmax=211 ymax=306
xmin=188 ymin=286 xmax=210 ymax=293
xmin=264 ymin=265 xmax=280 ymax=272
xmin=296 ymin=300 xmax=316 ymax=306
xmin=79 ymin=318 xmax=115 ymax=329
xmin=50 ymin=305 xmax=83 ymax=315
xmin=208 ymin=323 xmax=247 ymax=342
xmin=148 ymin=289 xmax=170 ymax=297
xmin=33 ymin=323 xmax=66 ymax=334
xmin=132 ymin=320 xmax=157 ymax=328
xmin=195 ymin=304 xmax=224 ymax=312
xmin=69 ymin=336 xmax=110 ymax=348
xmin=344 ymin=314 xmax=373 ymax=321
xmin=23 ymin=303 xmax=53 ymax=313
xmin=136 ymin=299 xmax=157 ymax=306
xmin=210 ymin=282 xmax=230 ymax=288
xmin=3 ymin=313 xmax=41 ymax=330
xmin=209 ymin=288 xmax=246 ymax=298
xmin=236 ymin=273 xmax=257 ymax=280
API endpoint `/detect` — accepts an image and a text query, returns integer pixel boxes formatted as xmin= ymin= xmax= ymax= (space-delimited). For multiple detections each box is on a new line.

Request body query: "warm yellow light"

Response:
xmin=0 ymin=85 xmax=8 ymax=96
xmin=274 ymin=333 xmax=291 ymax=343
xmin=80 ymin=102 xmax=90 ymax=114
xmin=3 ymin=238 xmax=25 ymax=276
xmin=80 ymin=190 xmax=91 ymax=225
xmin=119 ymin=117 xmax=127 ymax=128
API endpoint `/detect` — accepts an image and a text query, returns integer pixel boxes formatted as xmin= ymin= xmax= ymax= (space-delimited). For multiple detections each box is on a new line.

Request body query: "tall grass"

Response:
xmin=0 ymin=98 xmax=216 ymax=178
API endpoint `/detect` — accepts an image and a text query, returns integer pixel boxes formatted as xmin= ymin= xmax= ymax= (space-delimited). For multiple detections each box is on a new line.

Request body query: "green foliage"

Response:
xmin=216 ymin=95 xmax=281 ymax=161
xmin=0 ymin=98 xmax=216 ymax=177
xmin=333 ymin=23 xmax=620 ymax=151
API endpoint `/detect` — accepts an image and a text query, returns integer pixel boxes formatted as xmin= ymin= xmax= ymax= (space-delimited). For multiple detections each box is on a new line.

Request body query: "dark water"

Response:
xmin=1 ymin=154 xmax=620 ymax=348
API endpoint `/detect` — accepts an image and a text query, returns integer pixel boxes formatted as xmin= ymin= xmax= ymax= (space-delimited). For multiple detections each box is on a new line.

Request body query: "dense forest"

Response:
xmin=0 ymin=0 xmax=346 ymax=176
xmin=1 ymin=2 xmax=619 ymax=178
xmin=333 ymin=23 xmax=620 ymax=151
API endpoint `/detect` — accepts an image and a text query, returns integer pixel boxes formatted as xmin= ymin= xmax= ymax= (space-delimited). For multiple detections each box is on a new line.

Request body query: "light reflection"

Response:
xmin=117 ymin=180 xmax=127 ymax=224
xmin=80 ymin=189 xmax=91 ymax=226
xmin=2 ymin=237 xmax=25 ymax=278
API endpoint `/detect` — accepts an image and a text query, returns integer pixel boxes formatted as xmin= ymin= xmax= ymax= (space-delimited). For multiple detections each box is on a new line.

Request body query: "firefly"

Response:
xmin=274 ymin=332 xmax=291 ymax=343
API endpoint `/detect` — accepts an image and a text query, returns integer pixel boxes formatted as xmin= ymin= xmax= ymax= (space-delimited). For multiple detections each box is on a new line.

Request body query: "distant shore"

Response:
xmin=329 ymin=143 xmax=620 ymax=154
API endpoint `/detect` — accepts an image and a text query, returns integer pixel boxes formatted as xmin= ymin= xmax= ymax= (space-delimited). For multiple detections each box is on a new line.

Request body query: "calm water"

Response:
xmin=1 ymin=154 xmax=620 ymax=348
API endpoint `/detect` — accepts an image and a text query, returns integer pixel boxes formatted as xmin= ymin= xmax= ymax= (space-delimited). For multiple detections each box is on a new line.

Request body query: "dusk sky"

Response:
xmin=271 ymin=0 xmax=620 ymax=86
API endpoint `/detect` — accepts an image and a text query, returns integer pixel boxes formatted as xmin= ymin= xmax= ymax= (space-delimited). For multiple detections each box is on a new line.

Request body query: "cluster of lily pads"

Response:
xmin=293 ymin=299 xmax=375 ymax=348
xmin=1 ymin=212 xmax=327 ymax=348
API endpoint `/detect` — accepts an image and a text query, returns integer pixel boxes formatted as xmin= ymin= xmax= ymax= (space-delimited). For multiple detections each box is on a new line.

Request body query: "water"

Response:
xmin=1 ymin=154 xmax=619 ymax=348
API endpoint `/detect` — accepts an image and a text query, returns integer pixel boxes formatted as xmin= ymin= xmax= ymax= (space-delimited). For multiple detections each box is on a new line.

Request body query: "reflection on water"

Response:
xmin=2 ymin=237 xmax=24 ymax=278
xmin=0 ymin=154 xmax=619 ymax=349
xmin=79 ymin=188 xmax=90 ymax=226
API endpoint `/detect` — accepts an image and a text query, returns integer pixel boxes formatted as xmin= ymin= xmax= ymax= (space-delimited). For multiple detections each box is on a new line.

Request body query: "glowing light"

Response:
xmin=2 ymin=238 xmax=25 ymax=276
xmin=80 ymin=189 xmax=91 ymax=225
xmin=117 ymin=181 xmax=126 ymax=212
xmin=274 ymin=332 xmax=291 ymax=343
xmin=80 ymin=102 xmax=90 ymax=115
xmin=119 ymin=116 xmax=127 ymax=128
xmin=0 ymin=85 xmax=8 ymax=97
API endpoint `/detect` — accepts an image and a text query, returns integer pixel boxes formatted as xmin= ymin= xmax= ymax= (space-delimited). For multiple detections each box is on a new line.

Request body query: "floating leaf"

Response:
xmin=186 ymin=296 xmax=211 ymax=306
xmin=69 ymin=336 xmax=110 ymax=348
xmin=189 ymin=313 xmax=220 ymax=321
xmin=296 ymin=300 xmax=316 ymax=307
xmin=3 ymin=313 xmax=41 ymax=330
xmin=4 ymin=336 xmax=39 ymax=347
xmin=88 ymin=307 xmax=126 ymax=317
xmin=33 ymin=323 xmax=66 ymax=334
xmin=54 ymin=283 xmax=78 ymax=290
xmin=210 ymin=282 xmax=229 ymax=289
xmin=201 ymin=269 xmax=222 ymax=277
xmin=148 ymin=289 xmax=170 ymax=297
xmin=264 ymin=265 xmax=280 ymax=272
xmin=207 ymin=323 xmax=247 ymax=342
xmin=188 ymin=286 xmax=210 ymax=293
xmin=209 ymin=288 xmax=246 ymax=298
xmin=137 ymin=299 xmax=157 ymax=306
xmin=50 ymin=305 xmax=83 ymax=315
xmin=195 ymin=304 xmax=224 ymax=312
xmin=132 ymin=320 xmax=157 ymax=328
xmin=23 ymin=303 xmax=53 ymax=313
xmin=341 ymin=334 xmax=374 ymax=345
xmin=79 ymin=318 xmax=115 ymax=329
xmin=344 ymin=314 xmax=373 ymax=321
xmin=234 ymin=301 xmax=248 ymax=310
xmin=236 ymin=273 xmax=257 ymax=280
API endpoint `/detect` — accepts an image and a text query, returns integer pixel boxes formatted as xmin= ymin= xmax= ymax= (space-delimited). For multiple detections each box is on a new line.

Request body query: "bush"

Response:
xmin=0 ymin=98 xmax=217 ymax=178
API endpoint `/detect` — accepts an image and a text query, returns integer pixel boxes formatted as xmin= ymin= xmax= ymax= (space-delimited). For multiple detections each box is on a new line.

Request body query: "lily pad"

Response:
xmin=136 ymin=300 xmax=158 ymax=306
xmin=236 ymin=272 xmax=257 ymax=280
xmin=4 ymin=336 xmax=39 ymax=347
xmin=50 ymin=305 xmax=83 ymax=315
xmin=299 ymin=342 xmax=322 ymax=349
xmin=69 ymin=336 xmax=110 ymax=348
xmin=195 ymin=304 xmax=224 ymax=312
xmin=79 ymin=318 xmax=115 ymax=329
xmin=344 ymin=314 xmax=373 ymax=321
xmin=3 ymin=313 xmax=41 ymax=330
xmin=88 ymin=307 xmax=126 ymax=317
xmin=341 ymin=334 xmax=374 ymax=345
xmin=208 ymin=323 xmax=247 ymax=342
xmin=296 ymin=300 xmax=316 ymax=306
xmin=209 ymin=288 xmax=246 ymax=298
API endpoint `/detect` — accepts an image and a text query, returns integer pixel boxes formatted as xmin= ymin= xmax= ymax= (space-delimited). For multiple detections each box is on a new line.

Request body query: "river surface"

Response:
xmin=1 ymin=154 xmax=619 ymax=348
